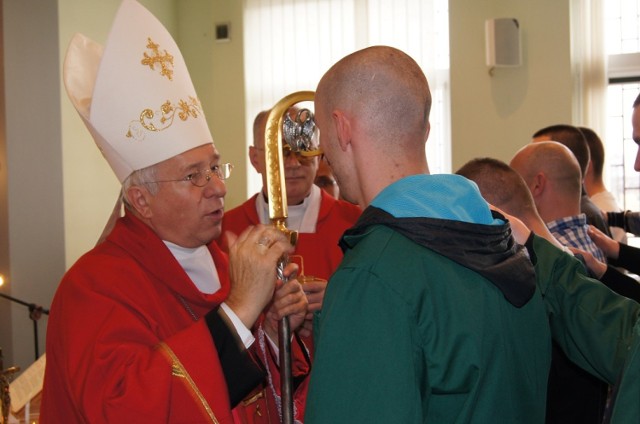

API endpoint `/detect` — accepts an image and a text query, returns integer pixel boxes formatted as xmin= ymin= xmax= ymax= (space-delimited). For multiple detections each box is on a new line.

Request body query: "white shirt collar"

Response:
xmin=255 ymin=184 xmax=321 ymax=233
xmin=163 ymin=241 xmax=220 ymax=294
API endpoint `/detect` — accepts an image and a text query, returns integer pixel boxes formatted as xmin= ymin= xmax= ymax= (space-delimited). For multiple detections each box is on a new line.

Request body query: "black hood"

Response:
xmin=340 ymin=206 xmax=536 ymax=308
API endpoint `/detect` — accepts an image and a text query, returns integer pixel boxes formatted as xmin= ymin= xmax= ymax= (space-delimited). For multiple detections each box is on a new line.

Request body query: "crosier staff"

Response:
xmin=264 ymin=91 xmax=319 ymax=424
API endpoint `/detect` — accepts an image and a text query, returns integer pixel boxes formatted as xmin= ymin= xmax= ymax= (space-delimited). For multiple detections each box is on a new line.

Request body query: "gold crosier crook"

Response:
xmin=264 ymin=90 xmax=319 ymax=424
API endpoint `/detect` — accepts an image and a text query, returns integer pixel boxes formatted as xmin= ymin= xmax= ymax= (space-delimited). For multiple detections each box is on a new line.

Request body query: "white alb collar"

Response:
xmin=163 ymin=241 xmax=220 ymax=294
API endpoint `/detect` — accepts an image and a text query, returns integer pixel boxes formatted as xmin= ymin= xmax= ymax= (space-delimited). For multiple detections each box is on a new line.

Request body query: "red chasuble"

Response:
xmin=40 ymin=212 xmax=283 ymax=423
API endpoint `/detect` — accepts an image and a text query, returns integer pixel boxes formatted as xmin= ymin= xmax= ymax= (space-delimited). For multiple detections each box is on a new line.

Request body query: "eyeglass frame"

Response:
xmin=145 ymin=162 xmax=234 ymax=187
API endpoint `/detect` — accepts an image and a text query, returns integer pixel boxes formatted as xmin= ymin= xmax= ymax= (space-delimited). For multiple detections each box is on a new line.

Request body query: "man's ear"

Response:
xmin=126 ymin=186 xmax=153 ymax=219
xmin=249 ymin=145 xmax=261 ymax=172
xmin=424 ymin=122 xmax=431 ymax=144
xmin=530 ymin=172 xmax=546 ymax=197
xmin=332 ymin=110 xmax=352 ymax=152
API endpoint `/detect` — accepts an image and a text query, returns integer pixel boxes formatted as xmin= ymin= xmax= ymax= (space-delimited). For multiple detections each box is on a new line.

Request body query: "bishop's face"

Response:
xmin=144 ymin=144 xmax=227 ymax=248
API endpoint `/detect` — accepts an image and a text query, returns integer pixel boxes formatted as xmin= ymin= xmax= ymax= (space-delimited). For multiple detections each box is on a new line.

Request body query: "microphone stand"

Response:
xmin=0 ymin=293 xmax=49 ymax=361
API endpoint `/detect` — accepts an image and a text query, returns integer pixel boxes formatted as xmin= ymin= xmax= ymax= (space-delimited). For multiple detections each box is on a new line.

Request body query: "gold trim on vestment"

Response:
xmin=158 ymin=342 xmax=220 ymax=424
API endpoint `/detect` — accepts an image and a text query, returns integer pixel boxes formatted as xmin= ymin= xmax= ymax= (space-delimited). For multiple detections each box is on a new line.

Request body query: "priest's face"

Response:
xmin=143 ymin=143 xmax=227 ymax=248
xmin=250 ymin=110 xmax=319 ymax=206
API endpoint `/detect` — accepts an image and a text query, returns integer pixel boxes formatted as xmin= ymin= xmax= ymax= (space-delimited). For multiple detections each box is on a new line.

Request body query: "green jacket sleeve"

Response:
xmin=529 ymin=234 xmax=640 ymax=384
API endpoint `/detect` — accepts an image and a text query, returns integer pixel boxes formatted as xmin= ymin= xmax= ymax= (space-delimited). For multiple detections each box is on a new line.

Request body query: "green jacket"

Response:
xmin=306 ymin=222 xmax=552 ymax=423
xmin=306 ymin=178 xmax=552 ymax=424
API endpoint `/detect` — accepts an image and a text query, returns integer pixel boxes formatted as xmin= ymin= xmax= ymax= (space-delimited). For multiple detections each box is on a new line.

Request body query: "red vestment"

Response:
xmin=221 ymin=190 xmax=361 ymax=283
xmin=40 ymin=211 xmax=303 ymax=423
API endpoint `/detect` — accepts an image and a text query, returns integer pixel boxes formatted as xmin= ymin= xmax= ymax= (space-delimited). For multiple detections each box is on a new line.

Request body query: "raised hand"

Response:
xmin=226 ymin=224 xmax=295 ymax=328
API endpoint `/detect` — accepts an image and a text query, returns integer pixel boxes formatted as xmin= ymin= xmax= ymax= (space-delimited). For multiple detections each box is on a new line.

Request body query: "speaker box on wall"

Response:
xmin=485 ymin=18 xmax=521 ymax=67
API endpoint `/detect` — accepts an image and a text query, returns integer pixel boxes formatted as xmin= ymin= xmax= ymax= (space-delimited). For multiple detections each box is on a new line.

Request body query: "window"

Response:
xmin=606 ymin=83 xmax=640 ymax=212
xmin=243 ymin=0 xmax=450 ymax=196
xmin=605 ymin=1 xmax=640 ymax=245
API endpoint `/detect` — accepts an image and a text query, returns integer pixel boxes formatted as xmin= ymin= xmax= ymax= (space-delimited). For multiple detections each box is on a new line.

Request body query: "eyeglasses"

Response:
xmin=147 ymin=163 xmax=233 ymax=187
xmin=282 ymin=146 xmax=319 ymax=165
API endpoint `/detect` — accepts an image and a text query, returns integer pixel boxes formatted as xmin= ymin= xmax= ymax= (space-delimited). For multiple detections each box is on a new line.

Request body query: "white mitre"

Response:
xmin=63 ymin=0 xmax=213 ymax=183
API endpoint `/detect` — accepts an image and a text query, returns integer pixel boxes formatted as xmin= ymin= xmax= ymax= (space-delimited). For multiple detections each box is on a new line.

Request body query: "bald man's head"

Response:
xmin=252 ymin=110 xmax=269 ymax=148
xmin=316 ymin=46 xmax=431 ymax=150
xmin=510 ymin=141 xmax=582 ymax=198
xmin=532 ymin=124 xmax=589 ymax=177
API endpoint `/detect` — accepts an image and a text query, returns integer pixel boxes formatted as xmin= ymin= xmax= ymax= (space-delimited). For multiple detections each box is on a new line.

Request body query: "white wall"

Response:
xmin=449 ymin=0 xmax=573 ymax=171
xmin=178 ymin=0 xmax=248 ymax=211
xmin=1 ymin=0 xmax=66 ymax=374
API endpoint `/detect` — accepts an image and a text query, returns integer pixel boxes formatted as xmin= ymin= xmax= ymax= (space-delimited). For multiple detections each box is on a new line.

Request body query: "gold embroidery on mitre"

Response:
xmin=141 ymin=37 xmax=174 ymax=81
xmin=125 ymin=96 xmax=202 ymax=140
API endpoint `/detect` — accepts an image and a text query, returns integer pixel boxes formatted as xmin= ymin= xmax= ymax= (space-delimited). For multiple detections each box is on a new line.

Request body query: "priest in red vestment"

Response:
xmin=220 ymin=110 xmax=362 ymax=419
xmin=40 ymin=1 xmax=308 ymax=423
